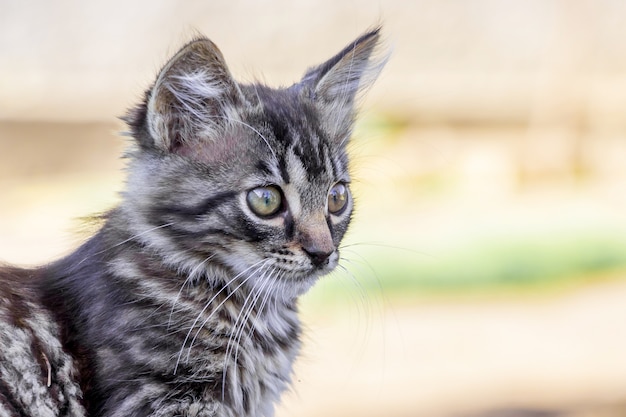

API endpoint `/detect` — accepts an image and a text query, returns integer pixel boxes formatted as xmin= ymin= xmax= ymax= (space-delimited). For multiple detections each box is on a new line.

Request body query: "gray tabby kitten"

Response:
xmin=0 ymin=28 xmax=386 ymax=417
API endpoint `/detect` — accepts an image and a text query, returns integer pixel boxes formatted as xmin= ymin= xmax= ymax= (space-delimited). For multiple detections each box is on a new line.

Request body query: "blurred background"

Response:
xmin=2 ymin=1 xmax=626 ymax=416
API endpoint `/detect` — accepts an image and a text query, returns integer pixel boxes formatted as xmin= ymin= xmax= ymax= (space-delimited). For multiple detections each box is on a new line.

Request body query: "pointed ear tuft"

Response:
xmin=301 ymin=27 xmax=389 ymax=140
xmin=127 ymin=37 xmax=244 ymax=153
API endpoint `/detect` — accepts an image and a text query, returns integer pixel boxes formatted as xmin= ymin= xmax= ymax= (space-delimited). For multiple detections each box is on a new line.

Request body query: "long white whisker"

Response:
xmin=167 ymin=253 xmax=217 ymax=330
xmin=173 ymin=258 xmax=269 ymax=374
xmin=339 ymin=241 xmax=432 ymax=258
xmin=340 ymin=249 xmax=391 ymax=303
xmin=232 ymin=268 xmax=274 ymax=359
xmin=234 ymin=268 xmax=281 ymax=378
xmin=334 ymin=262 xmax=373 ymax=335
xmin=254 ymin=268 xmax=278 ymax=319
xmin=339 ymin=249 xmax=404 ymax=394
xmin=222 ymin=266 xmax=274 ymax=401
xmin=184 ymin=260 xmax=270 ymax=361
xmin=216 ymin=116 xmax=278 ymax=162
xmin=76 ymin=222 xmax=175 ymax=267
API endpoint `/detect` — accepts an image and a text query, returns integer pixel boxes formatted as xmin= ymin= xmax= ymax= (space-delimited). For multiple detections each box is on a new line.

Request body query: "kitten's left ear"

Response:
xmin=125 ymin=37 xmax=244 ymax=153
xmin=301 ymin=27 xmax=389 ymax=140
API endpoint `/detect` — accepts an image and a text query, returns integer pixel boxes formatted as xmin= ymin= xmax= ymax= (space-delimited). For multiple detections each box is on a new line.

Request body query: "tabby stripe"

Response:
xmin=213 ymin=211 xmax=272 ymax=243
xmin=236 ymin=217 xmax=272 ymax=242
xmin=284 ymin=212 xmax=295 ymax=241
xmin=316 ymin=136 xmax=326 ymax=169
xmin=0 ymin=378 xmax=27 ymax=417
xmin=292 ymin=140 xmax=324 ymax=181
xmin=168 ymin=222 xmax=267 ymax=244
xmin=151 ymin=191 xmax=237 ymax=218
xmin=326 ymin=141 xmax=341 ymax=180
xmin=277 ymin=156 xmax=290 ymax=184
xmin=255 ymin=160 xmax=273 ymax=176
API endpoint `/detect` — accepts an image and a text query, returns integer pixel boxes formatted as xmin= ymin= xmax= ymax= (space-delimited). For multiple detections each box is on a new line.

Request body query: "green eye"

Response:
xmin=328 ymin=183 xmax=349 ymax=214
xmin=246 ymin=186 xmax=282 ymax=217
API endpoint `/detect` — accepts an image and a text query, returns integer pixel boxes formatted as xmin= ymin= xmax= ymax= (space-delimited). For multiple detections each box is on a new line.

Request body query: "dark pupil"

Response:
xmin=259 ymin=190 xmax=269 ymax=203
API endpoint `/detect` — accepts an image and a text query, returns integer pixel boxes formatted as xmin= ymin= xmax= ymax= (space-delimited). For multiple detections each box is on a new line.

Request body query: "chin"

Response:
xmin=288 ymin=264 xmax=339 ymax=299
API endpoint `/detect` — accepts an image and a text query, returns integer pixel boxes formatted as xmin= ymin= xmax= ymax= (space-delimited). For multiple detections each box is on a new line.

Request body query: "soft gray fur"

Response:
xmin=0 ymin=28 xmax=386 ymax=417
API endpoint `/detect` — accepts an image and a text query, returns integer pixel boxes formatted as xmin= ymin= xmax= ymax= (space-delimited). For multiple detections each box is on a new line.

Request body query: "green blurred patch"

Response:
xmin=309 ymin=231 xmax=626 ymax=303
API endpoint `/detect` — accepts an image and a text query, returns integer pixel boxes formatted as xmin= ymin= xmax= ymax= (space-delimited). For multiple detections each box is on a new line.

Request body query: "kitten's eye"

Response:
xmin=328 ymin=183 xmax=349 ymax=215
xmin=247 ymin=186 xmax=283 ymax=217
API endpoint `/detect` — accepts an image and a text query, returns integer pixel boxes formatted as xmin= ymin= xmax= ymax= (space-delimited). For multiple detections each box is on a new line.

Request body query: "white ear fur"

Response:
xmin=146 ymin=39 xmax=243 ymax=152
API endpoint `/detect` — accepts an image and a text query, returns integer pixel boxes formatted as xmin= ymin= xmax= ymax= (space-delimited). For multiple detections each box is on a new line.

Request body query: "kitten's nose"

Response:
xmin=302 ymin=245 xmax=333 ymax=267
xmin=299 ymin=222 xmax=335 ymax=267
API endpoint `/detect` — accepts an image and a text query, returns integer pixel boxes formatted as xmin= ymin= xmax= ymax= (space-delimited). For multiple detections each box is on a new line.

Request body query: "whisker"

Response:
xmin=167 ymin=253 xmax=217 ymax=330
xmin=334 ymin=257 xmax=392 ymax=384
xmin=76 ymin=222 xmax=175 ymax=267
xmin=335 ymin=262 xmax=369 ymax=304
xmin=239 ymin=269 xmax=285 ymax=367
xmin=339 ymin=250 xmax=391 ymax=317
xmin=340 ymin=241 xmax=433 ymax=258
xmin=338 ymin=250 xmax=407 ymax=393
xmin=184 ymin=260 xmax=273 ymax=360
xmin=222 ymin=266 xmax=275 ymax=401
xmin=334 ymin=262 xmax=374 ymax=339
xmin=173 ymin=258 xmax=269 ymax=374
xmin=254 ymin=268 xmax=278 ymax=318
xmin=216 ymin=116 xmax=278 ymax=162
xmin=234 ymin=268 xmax=275 ymax=349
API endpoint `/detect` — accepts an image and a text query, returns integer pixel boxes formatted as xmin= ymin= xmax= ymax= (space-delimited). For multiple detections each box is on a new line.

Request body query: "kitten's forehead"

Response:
xmin=246 ymin=87 xmax=347 ymax=208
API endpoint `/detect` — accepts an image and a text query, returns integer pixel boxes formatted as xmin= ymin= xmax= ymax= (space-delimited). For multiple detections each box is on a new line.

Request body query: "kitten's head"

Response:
xmin=123 ymin=28 xmax=387 ymax=300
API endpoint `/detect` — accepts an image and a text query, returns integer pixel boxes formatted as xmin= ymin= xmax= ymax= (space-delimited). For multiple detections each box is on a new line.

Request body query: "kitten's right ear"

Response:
xmin=300 ymin=27 xmax=389 ymax=140
xmin=125 ymin=38 xmax=243 ymax=153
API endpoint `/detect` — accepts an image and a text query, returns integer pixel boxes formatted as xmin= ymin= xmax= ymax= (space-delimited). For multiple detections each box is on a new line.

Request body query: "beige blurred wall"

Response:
xmin=3 ymin=0 xmax=626 ymax=127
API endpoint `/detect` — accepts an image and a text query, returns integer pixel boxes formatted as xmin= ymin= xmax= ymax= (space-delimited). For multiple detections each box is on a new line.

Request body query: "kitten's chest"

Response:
xmin=188 ymin=302 xmax=302 ymax=417
xmin=110 ymin=281 xmax=303 ymax=417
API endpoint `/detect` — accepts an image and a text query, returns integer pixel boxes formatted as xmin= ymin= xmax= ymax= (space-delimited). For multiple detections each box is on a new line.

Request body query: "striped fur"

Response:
xmin=0 ymin=28 xmax=386 ymax=417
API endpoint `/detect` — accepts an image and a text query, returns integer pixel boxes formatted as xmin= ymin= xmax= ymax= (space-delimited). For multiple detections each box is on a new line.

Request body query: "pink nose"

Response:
xmin=298 ymin=222 xmax=334 ymax=267
xmin=302 ymin=245 xmax=333 ymax=267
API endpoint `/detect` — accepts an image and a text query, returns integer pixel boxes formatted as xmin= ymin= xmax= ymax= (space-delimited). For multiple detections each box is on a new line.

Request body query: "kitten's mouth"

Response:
xmin=275 ymin=251 xmax=339 ymax=279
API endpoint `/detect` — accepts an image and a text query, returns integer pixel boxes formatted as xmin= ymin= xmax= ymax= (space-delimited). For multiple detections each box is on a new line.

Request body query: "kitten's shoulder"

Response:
xmin=0 ymin=266 xmax=86 ymax=417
